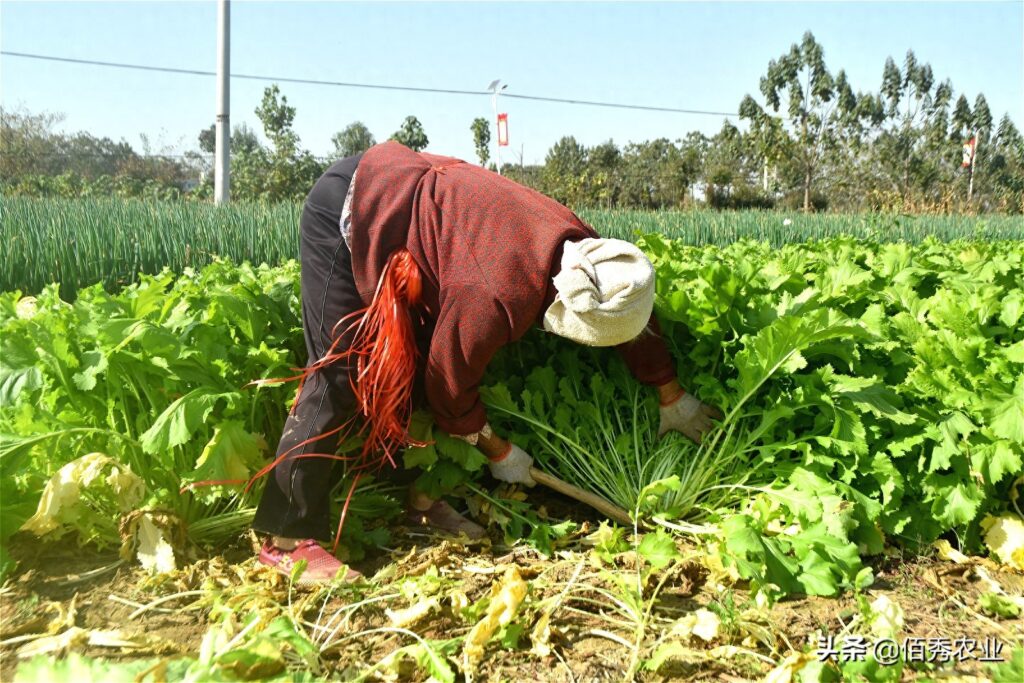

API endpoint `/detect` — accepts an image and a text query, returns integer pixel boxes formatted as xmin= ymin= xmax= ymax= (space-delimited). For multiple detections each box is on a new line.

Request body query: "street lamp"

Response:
xmin=487 ymin=79 xmax=507 ymax=175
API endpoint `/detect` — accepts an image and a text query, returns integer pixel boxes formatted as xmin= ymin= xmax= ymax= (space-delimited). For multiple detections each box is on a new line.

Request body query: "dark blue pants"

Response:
xmin=252 ymin=154 xmax=363 ymax=541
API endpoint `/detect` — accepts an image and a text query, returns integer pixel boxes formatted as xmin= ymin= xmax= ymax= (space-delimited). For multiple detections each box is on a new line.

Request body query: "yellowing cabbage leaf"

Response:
xmin=20 ymin=453 xmax=144 ymax=544
xmin=462 ymin=566 xmax=528 ymax=672
xmin=981 ymin=514 xmax=1024 ymax=570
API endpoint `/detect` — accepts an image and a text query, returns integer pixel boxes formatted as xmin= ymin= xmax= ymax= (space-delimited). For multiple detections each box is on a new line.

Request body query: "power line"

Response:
xmin=1 ymin=50 xmax=741 ymax=118
xmin=504 ymin=93 xmax=736 ymax=117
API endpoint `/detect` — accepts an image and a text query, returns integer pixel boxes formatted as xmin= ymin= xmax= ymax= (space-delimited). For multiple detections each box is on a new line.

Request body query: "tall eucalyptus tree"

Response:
xmin=740 ymin=32 xmax=857 ymax=211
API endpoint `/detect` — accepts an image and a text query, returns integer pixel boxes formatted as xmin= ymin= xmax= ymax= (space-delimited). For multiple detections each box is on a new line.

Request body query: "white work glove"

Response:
xmin=659 ymin=392 xmax=723 ymax=443
xmin=488 ymin=443 xmax=536 ymax=487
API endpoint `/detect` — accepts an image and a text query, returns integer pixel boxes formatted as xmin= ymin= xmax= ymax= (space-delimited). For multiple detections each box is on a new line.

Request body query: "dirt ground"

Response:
xmin=2 ymin=498 xmax=1022 ymax=682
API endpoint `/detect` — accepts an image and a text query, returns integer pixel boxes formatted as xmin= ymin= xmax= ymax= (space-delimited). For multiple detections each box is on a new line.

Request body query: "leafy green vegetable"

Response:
xmin=637 ymin=528 xmax=681 ymax=570
xmin=406 ymin=410 xmax=487 ymax=499
xmin=3 ymin=235 xmax=1022 ymax=599
xmin=14 ymin=653 xmax=192 ymax=683
xmin=990 ymin=647 xmax=1024 ymax=683
xmin=978 ymin=592 xmax=1022 ymax=618
xmin=483 ymin=235 xmax=1022 ymax=596
xmin=0 ymin=261 xmax=301 ymax=551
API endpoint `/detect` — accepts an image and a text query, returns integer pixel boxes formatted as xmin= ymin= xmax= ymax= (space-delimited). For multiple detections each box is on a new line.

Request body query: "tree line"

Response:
xmin=0 ymin=86 xmax=433 ymax=204
xmin=2 ymin=32 xmax=1021 ymax=212
xmin=523 ymin=33 xmax=1022 ymax=213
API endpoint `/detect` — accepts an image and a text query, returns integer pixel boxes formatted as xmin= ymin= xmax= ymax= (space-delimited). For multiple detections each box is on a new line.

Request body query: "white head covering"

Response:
xmin=542 ymin=238 xmax=655 ymax=347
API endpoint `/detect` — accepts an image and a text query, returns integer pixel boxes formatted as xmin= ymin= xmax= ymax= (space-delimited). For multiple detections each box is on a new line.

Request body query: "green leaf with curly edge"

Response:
xmin=971 ymin=440 xmax=1023 ymax=487
xmin=979 ymin=592 xmax=1022 ymax=619
xmin=986 ymin=376 xmax=1024 ymax=445
xmin=637 ymin=528 xmax=681 ymax=570
xmin=868 ymin=451 xmax=905 ymax=508
xmin=584 ymin=521 xmax=631 ymax=562
xmin=763 ymin=471 xmax=872 ymax=593
xmin=414 ymin=460 xmax=474 ymax=500
xmin=1003 ymin=338 xmax=1024 ymax=364
xmin=787 ymin=522 xmax=865 ymax=597
xmin=824 ymin=370 xmax=917 ymax=425
xmin=730 ymin=307 xmax=866 ymax=402
xmin=999 ymin=289 xmax=1024 ymax=328
xmin=181 ymin=421 xmax=267 ymax=503
xmin=378 ymin=639 xmax=458 ymax=683
xmin=406 ymin=410 xmax=486 ymax=500
xmin=718 ymin=507 xmax=867 ymax=598
xmin=209 ymin=289 xmax=270 ymax=344
xmin=71 ymin=349 xmax=108 ymax=391
xmin=260 ymin=614 xmax=315 ymax=663
xmin=837 ymin=653 xmax=904 ymax=683
xmin=0 ymin=333 xmax=42 ymax=405
xmin=526 ymin=519 xmax=577 ymax=557
xmin=775 ymin=469 xmax=856 ymax=536
xmin=925 ymin=411 xmax=977 ymax=472
xmin=718 ymin=514 xmax=802 ymax=595
xmin=403 ymin=412 xmax=439 ymax=470
xmin=990 ymin=647 xmax=1024 ymax=683
xmin=635 ymin=475 xmax=681 ymax=517
xmin=817 ymin=258 xmax=874 ymax=301
xmin=122 ymin=271 xmax=176 ymax=320
xmin=405 ymin=436 xmax=441 ymax=477
xmin=139 ymin=388 xmax=237 ymax=454
xmin=434 ymin=431 xmax=487 ymax=472
xmin=925 ymin=473 xmax=985 ymax=526
xmin=14 ymin=653 xmax=192 ymax=683
xmin=479 ymin=382 xmax=519 ymax=414
xmin=499 ymin=623 xmax=525 ymax=650
xmin=525 ymin=364 xmax=558 ymax=404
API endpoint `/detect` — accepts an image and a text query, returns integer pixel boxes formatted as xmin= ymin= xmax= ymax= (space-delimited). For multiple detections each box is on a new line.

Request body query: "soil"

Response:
xmin=2 ymin=492 xmax=1021 ymax=682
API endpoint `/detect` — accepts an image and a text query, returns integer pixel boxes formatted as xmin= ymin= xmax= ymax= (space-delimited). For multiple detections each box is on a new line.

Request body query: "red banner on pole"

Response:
xmin=497 ymin=113 xmax=509 ymax=147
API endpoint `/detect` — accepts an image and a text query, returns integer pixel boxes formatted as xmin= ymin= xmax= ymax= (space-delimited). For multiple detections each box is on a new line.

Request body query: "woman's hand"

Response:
xmin=478 ymin=430 xmax=535 ymax=486
xmin=657 ymin=380 xmax=723 ymax=443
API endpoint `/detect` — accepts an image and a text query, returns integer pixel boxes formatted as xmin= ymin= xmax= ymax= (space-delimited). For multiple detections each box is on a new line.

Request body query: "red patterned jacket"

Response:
xmin=350 ymin=142 xmax=675 ymax=435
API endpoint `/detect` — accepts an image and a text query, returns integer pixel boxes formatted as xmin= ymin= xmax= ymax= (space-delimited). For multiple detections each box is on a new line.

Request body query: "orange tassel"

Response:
xmin=340 ymin=249 xmax=427 ymax=469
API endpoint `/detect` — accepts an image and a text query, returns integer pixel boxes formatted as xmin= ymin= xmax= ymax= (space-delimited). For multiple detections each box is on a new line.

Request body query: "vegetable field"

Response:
xmin=3 ymin=195 xmax=1023 ymax=298
xmin=2 ymin=218 xmax=1023 ymax=680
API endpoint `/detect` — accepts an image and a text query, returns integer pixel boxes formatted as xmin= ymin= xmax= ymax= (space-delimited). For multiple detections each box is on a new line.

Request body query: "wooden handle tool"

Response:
xmin=529 ymin=467 xmax=633 ymax=527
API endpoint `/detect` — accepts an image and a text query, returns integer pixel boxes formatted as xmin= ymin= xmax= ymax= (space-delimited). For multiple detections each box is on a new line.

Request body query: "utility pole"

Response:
xmin=487 ymin=79 xmax=507 ymax=175
xmin=215 ymin=0 xmax=230 ymax=204
xmin=967 ymin=135 xmax=977 ymax=203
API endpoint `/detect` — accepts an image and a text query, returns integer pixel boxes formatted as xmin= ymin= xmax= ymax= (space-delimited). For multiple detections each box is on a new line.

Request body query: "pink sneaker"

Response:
xmin=258 ymin=539 xmax=362 ymax=584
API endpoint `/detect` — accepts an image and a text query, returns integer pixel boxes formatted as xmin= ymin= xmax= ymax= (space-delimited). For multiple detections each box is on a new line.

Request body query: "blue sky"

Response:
xmin=2 ymin=1 xmax=1022 ymax=164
